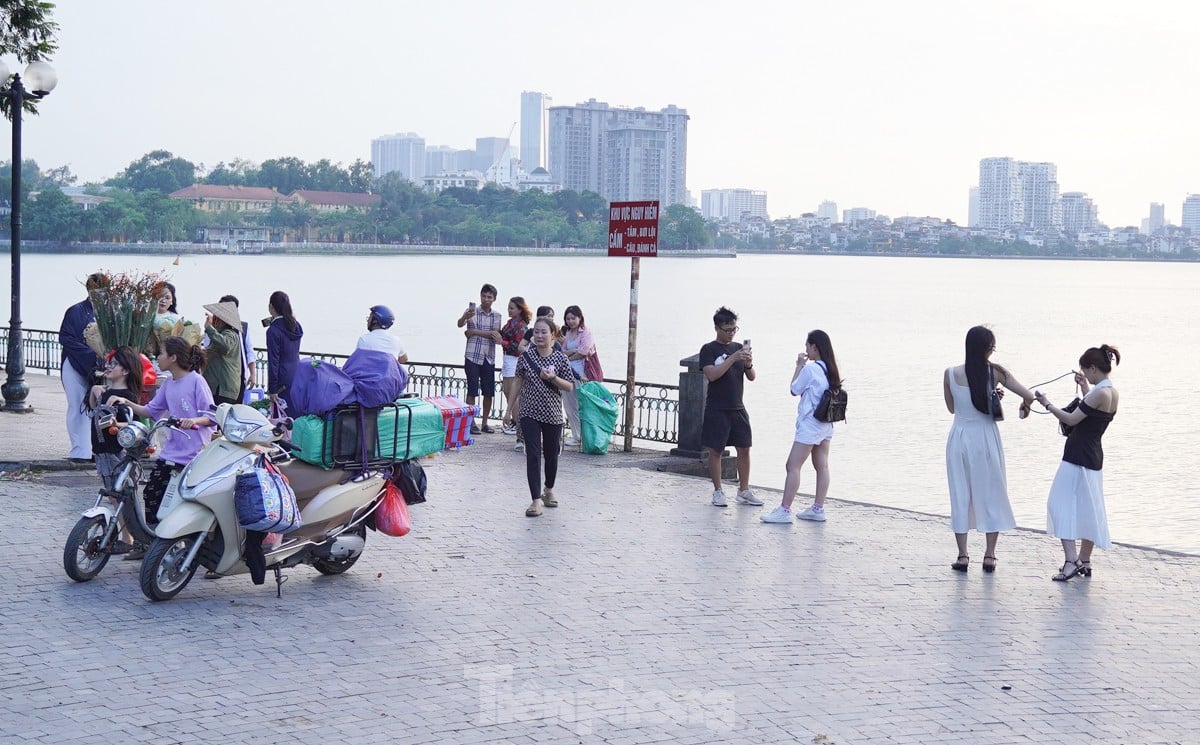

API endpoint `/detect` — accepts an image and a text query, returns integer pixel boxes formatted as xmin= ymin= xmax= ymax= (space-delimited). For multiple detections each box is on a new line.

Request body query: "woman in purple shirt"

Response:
xmin=110 ymin=337 xmax=216 ymax=550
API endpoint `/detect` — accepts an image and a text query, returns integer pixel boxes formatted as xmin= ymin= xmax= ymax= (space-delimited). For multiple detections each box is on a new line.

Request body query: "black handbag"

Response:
xmin=988 ymin=366 xmax=1004 ymax=421
xmin=813 ymin=362 xmax=847 ymax=423
xmin=1059 ymin=398 xmax=1081 ymax=436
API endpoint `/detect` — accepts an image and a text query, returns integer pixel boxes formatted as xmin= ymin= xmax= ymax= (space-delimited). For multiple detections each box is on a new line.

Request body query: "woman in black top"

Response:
xmin=1034 ymin=344 xmax=1120 ymax=581
xmin=512 ymin=316 xmax=575 ymax=517
xmin=88 ymin=346 xmax=144 ymax=553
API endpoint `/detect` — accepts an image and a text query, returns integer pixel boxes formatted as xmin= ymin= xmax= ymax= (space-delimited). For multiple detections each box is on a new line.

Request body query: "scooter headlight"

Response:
xmin=117 ymin=421 xmax=149 ymax=449
xmin=220 ymin=405 xmax=270 ymax=443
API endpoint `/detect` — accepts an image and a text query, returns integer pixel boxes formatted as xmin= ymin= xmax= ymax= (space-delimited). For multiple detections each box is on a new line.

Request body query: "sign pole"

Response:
xmin=624 ymin=256 xmax=639 ymax=452
xmin=607 ymin=199 xmax=659 ymax=454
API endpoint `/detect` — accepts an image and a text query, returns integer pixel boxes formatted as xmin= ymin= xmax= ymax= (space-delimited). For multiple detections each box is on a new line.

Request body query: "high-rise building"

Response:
xmin=967 ymin=188 xmax=979 ymax=228
xmin=1182 ymin=195 xmax=1200 ymax=232
xmin=520 ymin=91 xmax=550 ymax=172
xmin=817 ymin=200 xmax=839 ymax=222
xmin=1060 ymin=192 xmax=1099 ymax=235
xmin=474 ymin=137 xmax=512 ymax=173
xmin=978 ymin=157 xmax=1023 ymax=231
xmin=548 ymin=99 xmax=689 ymax=206
xmin=1141 ymin=202 xmax=1166 ymax=235
xmin=701 ymin=189 xmax=768 ymax=221
xmin=426 ymin=146 xmax=470 ymax=175
xmin=843 ymin=207 xmax=876 ymax=223
xmin=977 ymin=157 xmax=1061 ymax=231
xmin=371 ymin=133 xmax=426 ymax=181
xmin=1019 ymin=161 xmax=1061 ymax=231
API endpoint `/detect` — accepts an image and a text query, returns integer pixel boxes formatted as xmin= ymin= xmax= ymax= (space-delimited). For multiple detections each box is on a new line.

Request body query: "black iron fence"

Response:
xmin=1 ymin=326 xmax=679 ymax=445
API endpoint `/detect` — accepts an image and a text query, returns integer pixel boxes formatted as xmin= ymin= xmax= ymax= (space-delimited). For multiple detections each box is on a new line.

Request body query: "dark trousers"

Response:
xmin=520 ymin=417 xmax=562 ymax=501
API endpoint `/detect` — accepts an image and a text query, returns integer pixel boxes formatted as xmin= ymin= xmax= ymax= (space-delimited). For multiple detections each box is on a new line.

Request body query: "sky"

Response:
xmin=11 ymin=0 xmax=1200 ymax=227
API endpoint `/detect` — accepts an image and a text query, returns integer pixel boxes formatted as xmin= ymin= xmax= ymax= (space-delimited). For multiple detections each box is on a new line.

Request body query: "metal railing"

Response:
xmin=1 ymin=326 xmax=679 ymax=445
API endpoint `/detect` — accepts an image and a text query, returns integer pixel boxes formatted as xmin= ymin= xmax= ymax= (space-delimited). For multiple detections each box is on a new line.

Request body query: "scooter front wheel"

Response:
xmin=63 ymin=515 xmax=111 ymax=582
xmin=139 ymin=534 xmax=201 ymax=601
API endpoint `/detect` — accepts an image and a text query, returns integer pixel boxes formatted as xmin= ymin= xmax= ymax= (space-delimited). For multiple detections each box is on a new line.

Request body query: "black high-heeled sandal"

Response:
xmin=982 ymin=555 xmax=997 ymax=573
xmin=1078 ymin=561 xmax=1092 ymax=577
xmin=951 ymin=555 xmax=970 ymax=572
xmin=1052 ymin=560 xmax=1081 ymax=582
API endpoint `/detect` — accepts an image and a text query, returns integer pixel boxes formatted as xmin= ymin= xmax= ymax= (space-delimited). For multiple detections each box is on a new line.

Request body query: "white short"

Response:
xmin=502 ymin=354 xmax=518 ymax=378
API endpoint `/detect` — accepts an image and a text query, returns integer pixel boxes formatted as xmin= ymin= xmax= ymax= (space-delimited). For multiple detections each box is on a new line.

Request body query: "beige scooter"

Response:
xmin=139 ymin=403 xmax=387 ymax=601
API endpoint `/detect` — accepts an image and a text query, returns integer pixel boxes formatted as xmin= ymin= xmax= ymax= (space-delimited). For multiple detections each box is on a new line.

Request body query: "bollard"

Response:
xmin=670 ymin=354 xmax=709 ymax=460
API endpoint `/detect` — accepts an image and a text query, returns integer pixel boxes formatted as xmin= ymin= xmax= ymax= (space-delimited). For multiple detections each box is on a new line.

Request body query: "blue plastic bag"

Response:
xmin=235 ymin=461 xmax=302 ymax=533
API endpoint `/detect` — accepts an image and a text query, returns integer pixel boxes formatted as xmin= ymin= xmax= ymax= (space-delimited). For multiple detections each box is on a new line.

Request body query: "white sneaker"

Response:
xmin=711 ymin=489 xmax=727 ymax=507
xmin=514 ymin=442 xmax=525 ymax=453
xmin=501 ymin=422 xmax=517 ymax=435
xmin=735 ymin=489 xmax=762 ymax=506
xmin=760 ymin=506 xmax=793 ymax=523
xmin=797 ymin=505 xmax=827 ymax=522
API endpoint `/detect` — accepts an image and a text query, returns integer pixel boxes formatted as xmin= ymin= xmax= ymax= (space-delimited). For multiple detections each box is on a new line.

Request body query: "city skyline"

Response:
xmin=15 ymin=1 xmax=1200 ymax=227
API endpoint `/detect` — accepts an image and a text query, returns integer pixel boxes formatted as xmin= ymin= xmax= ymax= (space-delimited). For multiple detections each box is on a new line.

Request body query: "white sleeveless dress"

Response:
xmin=945 ymin=368 xmax=1016 ymax=533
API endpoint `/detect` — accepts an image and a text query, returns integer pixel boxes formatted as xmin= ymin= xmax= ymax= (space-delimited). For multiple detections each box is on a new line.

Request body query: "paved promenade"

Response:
xmin=1 ymin=374 xmax=1197 ymax=744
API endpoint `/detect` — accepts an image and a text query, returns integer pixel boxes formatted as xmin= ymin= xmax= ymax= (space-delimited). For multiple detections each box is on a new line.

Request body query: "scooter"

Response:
xmin=139 ymin=403 xmax=388 ymax=601
xmin=62 ymin=410 xmax=181 ymax=582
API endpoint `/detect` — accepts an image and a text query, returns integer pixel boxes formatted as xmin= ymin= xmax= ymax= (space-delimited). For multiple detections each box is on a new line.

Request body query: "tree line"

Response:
xmin=0 ymin=151 xmax=714 ymax=249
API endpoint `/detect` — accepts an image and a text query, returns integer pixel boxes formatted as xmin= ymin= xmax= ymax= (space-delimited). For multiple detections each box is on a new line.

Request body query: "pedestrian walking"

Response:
xmin=512 ymin=316 xmax=575 ymax=517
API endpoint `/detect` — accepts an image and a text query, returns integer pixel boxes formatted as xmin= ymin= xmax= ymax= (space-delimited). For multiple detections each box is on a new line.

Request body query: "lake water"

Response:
xmin=8 ymin=252 xmax=1198 ymax=554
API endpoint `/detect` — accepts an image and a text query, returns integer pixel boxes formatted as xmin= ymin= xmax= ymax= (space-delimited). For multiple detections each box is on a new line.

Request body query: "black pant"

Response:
xmin=143 ymin=460 xmax=183 ymax=524
xmin=520 ymin=417 xmax=562 ymax=501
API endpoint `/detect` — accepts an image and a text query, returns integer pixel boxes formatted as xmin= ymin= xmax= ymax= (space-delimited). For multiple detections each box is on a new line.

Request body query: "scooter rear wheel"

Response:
xmin=312 ymin=525 xmax=367 ymax=575
xmin=63 ymin=515 xmax=111 ymax=582
xmin=139 ymin=534 xmax=201 ymax=601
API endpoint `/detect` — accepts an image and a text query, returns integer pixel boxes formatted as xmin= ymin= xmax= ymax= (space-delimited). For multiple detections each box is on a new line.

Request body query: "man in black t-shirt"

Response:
xmin=699 ymin=306 xmax=760 ymax=507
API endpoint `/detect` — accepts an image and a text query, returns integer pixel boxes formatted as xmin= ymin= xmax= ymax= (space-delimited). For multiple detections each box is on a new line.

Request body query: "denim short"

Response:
xmin=464 ymin=359 xmax=496 ymax=397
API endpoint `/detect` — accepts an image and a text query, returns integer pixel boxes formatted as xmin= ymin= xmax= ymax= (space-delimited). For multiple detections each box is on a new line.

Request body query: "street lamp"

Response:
xmin=1 ymin=60 xmax=56 ymax=413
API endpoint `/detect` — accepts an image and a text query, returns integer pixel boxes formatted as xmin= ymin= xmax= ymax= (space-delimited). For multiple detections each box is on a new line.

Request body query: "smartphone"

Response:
xmin=260 ymin=316 xmax=272 ymax=328
xmin=742 ymin=339 xmax=751 ymax=349
xmin=468 ymin=301 xmax=476 ymax=311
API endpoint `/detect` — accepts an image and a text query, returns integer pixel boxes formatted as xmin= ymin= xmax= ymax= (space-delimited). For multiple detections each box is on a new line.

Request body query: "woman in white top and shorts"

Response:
xmin=762 ymin=330 xmax=842 ymax=524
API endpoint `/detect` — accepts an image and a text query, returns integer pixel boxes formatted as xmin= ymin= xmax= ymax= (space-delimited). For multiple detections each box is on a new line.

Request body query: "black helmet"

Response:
xmin=368 ymin=305 xmax=395 ymax=329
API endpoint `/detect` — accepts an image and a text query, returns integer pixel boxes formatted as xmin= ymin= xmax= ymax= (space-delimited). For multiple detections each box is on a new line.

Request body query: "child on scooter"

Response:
xmin=88 ymin=346 xmax=144 ymax=553
xmin=108 ymin=336 xmax=216 ymax=560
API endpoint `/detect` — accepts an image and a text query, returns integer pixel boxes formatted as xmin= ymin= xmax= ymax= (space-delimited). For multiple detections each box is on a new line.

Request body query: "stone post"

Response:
xmin=671 ymin=354 xmax=709 ymax=460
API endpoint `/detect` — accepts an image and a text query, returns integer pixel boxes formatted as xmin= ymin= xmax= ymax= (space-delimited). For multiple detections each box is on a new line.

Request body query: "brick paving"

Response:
xmin=1 ymin=374 xmax=1197 ymax=744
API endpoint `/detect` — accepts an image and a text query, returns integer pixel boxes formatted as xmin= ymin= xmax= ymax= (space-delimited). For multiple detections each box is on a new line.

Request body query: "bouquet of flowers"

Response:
xmin=83 ymin=271 xmax=170 ymax=356
xmin=149 ymin=317 xmax=204 ymax=353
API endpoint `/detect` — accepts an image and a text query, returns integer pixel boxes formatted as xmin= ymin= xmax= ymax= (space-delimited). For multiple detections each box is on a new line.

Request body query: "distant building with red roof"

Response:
xmin=290 ymin=189 xmax=381 ymax=212
xmin=169 ymin=185 xmax=291 ymax=212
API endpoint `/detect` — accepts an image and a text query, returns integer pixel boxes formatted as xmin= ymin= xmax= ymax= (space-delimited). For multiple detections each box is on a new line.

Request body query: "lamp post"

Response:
xmin=1 ymin=61 xmax=56 ymax=413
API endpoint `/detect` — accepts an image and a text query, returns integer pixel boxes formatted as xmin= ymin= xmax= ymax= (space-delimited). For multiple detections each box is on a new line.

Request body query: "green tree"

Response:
xmin=204 ymin=158 xmax=260 ymax=186
xmin=0 ymin=0 xmax=58 ymax=119
xmin=658 ymin=204 xmax=710 ymax=249
xmin=110 ymin=150 xmax=197 ymax=193
xmin=24 ymin=185 xmax=81 ymax=240
xmin=258 ymin=156 xmax=309 ymax=194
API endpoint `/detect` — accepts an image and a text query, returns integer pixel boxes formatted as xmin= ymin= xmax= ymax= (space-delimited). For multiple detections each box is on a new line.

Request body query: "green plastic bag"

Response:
xmin=576 ymin=381 xmax=618 ymax=454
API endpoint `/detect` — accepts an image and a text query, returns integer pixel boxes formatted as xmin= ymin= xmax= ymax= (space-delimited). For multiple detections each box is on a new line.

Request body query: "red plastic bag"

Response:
xmin=375 ymin=481 xmax=411 ymax=537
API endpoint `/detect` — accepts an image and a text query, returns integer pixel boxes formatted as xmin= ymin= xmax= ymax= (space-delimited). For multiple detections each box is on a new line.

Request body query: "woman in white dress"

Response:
xmin=944 ymin=326 xmax=1035 ymax=572
xmin=761 ymin=330 xmax=841 ymax=524
xmin=1034 ymin=345 xmax=1120 ymax=581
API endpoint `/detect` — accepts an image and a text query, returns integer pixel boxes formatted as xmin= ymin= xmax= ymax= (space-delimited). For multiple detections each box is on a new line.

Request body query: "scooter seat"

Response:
xmin=278 ymin=459 xmax=346 ymax=502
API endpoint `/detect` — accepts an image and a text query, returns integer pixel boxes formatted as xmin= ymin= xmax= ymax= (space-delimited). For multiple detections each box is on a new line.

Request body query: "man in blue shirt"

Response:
xmin=59 ymin=274 xmax=105 ymax=463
